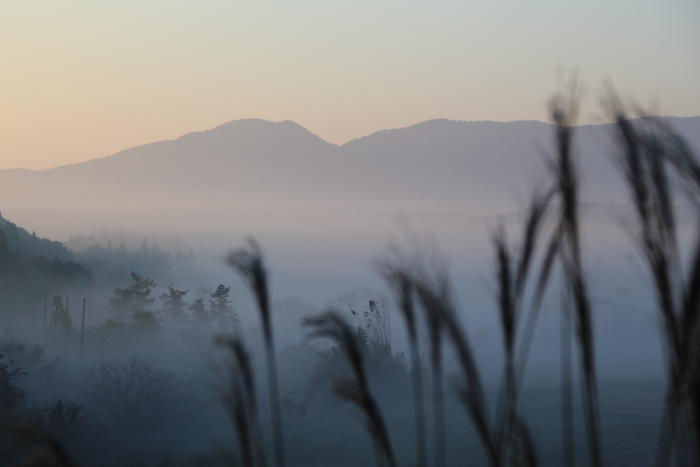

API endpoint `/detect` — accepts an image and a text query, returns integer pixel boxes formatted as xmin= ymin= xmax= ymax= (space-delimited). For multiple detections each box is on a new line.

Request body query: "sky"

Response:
xmin=0 ymin=0 xmax=698 ymax=171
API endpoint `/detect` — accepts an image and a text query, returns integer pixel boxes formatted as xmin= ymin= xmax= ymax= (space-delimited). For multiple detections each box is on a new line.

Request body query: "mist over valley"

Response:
xmin=1 ymin=113 xmax=699 ymax=465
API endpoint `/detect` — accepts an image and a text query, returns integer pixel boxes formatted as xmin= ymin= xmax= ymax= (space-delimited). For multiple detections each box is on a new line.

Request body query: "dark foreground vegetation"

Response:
xmin=1 ymin=85 xmax=700 ymax=467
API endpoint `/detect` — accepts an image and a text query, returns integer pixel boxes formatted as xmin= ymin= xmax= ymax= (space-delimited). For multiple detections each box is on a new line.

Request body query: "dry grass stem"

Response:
xmin=376 ymin=250 xmax=427 ymax=467
xmin=303 ymin=311 xmax=396 ymax=467
xmin=227 ymin=239 xmax=285 ymax=467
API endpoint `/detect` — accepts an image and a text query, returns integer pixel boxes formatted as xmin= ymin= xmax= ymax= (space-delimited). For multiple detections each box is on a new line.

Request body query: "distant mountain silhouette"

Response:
xmin=1 ymin=116 xmax=699 ymax=237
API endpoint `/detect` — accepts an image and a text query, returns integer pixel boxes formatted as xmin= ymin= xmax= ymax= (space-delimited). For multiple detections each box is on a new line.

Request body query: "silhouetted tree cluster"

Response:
xmin=74 ymin=237 xmax=194 ymax=290
xmin=156 ymin=283 xmax=236 ymax=324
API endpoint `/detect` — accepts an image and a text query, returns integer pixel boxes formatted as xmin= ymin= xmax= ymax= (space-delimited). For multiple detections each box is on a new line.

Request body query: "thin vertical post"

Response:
xmin=561 ymin=283 xmax=574 ymax=467
xmin=7 ymin=290 xmax=11 ymax=327
xmin=80 ymin=298 xmax=86 ymax=363
xmin=64 ymin=294 xmax=69 ymax=357
xmin=43 ymin=295 xmax=47 ymax=333
xmin=53 ymin=297 xmax=57 ymax=345
xmin=33 ymin=292 xmax=36 ymax=329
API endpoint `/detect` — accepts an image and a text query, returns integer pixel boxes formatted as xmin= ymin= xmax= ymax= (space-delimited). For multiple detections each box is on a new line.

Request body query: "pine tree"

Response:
xmin=209 ymin=285 xmax=236 ymax=321
xmin=109 ymin=272 xmax=157 ymax=318
xmin=49 ymin=295 xmax=72 ymax=330
xmin=159 ymin=284 xmax=188 ymax=322
xmin=188 ymin=297 xmax=208 ymax=322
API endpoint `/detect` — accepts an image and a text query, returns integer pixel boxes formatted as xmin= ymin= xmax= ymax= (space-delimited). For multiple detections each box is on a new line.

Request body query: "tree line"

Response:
xmin=107 ymin=271 xmax=236 ymax=326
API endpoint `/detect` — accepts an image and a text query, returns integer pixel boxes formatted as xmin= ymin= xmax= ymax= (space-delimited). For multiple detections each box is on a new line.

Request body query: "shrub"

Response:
xmin=33 ymin=398 xmax=93 ymax=443
xmin=0 ymin=355 xmax=26 ymax=409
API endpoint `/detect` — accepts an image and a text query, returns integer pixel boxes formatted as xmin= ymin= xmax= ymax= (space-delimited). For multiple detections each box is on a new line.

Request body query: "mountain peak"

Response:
xmin=174 ymin=118 xmax=333 ymax=148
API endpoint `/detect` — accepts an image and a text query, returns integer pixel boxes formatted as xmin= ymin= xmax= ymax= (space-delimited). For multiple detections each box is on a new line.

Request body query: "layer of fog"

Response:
xmin=2 ymin=116 xmax=698 ymax=464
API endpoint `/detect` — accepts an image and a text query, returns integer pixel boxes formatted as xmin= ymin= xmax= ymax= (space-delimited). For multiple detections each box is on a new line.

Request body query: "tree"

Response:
xmin=49 ymin=295 xmax=73 ymax=331
xmin=158 ymin=284 xmax=188 ymax=322
xmin=51 ymin=295 xmax=64 ymax=315
xmin=209 ymin=285 xmax=236 ymax=321
xmin=109 ymin=271 xmax=157 ymax=318
xmin=0 ymin=355 xmax=26 ymax=409
xmin=33 ymin=398 xmax=94 ymax=443
xmin=131 ymin=311 xmax=160 ymax=332
xmin=81 ymin=357 xmax=176 ymax=425
xmin=188 ymin=297 xmax=209 ymax=322
xmin=0 ymin=229 xmax=9 ymax=261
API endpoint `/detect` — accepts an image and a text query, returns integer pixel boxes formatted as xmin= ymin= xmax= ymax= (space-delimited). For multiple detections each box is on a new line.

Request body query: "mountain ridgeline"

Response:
xmin=1 ymin=117 xmax=699 ymax=239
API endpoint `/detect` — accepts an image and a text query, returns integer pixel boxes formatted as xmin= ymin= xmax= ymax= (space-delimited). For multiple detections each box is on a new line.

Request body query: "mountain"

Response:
xmin=1 ymin=116 xmax=699 ymax=240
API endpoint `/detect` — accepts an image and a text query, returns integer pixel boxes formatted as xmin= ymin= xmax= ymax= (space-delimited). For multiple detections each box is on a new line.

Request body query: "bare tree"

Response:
xmin=81 ymin=357 xmax=176 ymax=424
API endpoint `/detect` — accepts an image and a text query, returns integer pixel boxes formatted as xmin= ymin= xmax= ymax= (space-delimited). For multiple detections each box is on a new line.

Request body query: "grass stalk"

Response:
xmin=548 ymin=82 xmax=601 ymax=467
xmin=411 ymin=260 xmax=499 ymax=467
xmin=304 ymin=311 xmax=396 ymax=467
xmin=215 ymin=334 xmax=267 ymax=467
xmin=376 ymin=252 xmax=427 ymax=467
xmin=560 ymin=280 xmax=574 ymax=467
xmin=227 ymin=239 xmax=285 ymax=467
xmin=412 ymin=274 xmax=447 ymax=467
xmin=605 ymin=95 xmax=700 ymax=464
xmin=490 ymin=189 xmax=551 ymax=466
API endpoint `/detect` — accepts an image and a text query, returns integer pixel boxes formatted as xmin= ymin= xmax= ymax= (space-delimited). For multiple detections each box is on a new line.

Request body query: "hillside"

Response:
xmin=0 ymin=213 xmax=73 ymax=261
xmin=0 ymin=215 xmax=93 ymax=299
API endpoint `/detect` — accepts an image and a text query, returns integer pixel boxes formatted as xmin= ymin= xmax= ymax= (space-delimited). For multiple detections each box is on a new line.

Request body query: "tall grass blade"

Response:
xmin=304 ymin=311 xmax=396 ymax=467
xmin=560 ymin=282 xmax=574 ymax=467
xmin=215 ymin=334 xmax=267 ymax=467
xmin=410 ymin=258 xmax=499 ymax=466
xmin=549 ymin=81 xmax=602 ymax=467
xmin=376 ymin=251 xmax=427 ymax=467
xmin=412 ymin=274 xmax=447 ymax=467
xmin=227 ymin=240 xmax=285 ymax=467
xmin=605 ymin=95 xmax=700 ymax=464
xmin=490 ymin=189 xmax=551 ymax=466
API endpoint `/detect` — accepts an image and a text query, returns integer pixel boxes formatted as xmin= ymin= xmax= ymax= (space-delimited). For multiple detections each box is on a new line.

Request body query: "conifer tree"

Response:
xmin=189 ymin=297 xmax=208 ymax=322
xmin=109 ymin=272 xmax=157 ymax=318
xmin=209 ymin=285 xmax=236 ymax=321
xmin=159 ymin=284 xmax=188 ymax=322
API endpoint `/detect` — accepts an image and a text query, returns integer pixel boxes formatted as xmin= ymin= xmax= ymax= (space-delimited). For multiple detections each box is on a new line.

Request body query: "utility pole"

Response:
xmin=64 ymin=294 xmax=69 ymax=357
xmin=52 ymin=297 xmax=57 ymax=346
xmin=80 ymin=298 xmax=86 ymax=363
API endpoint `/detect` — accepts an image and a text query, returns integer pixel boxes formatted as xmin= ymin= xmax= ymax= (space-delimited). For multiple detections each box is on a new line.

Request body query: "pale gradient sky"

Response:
xmin=0 ymin=1 xmax=698 ymax=170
